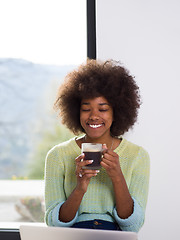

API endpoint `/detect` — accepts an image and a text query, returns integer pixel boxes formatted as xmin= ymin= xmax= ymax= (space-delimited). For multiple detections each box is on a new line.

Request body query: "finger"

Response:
xmin=102 ymin=143 xmax=108 ymax=150
xmin=103 ymin=150 xmax=118 ymax=159
xmin=102 ymin=144 xmax=108 ymax=154
xmin=102 ymin=149 xmax=108 ymax=155
xmin=76 ymin=162 xmax=96 ymax=177
xmin=83 ymin=170 xmax=100 ymax=178
xmin=83 ymin=169 xmax=100 ymax=174
xmin=75 ymin=155 xmax=88 ymax=172
xmin=85 ymin=173 xmax=98 ymax=178
xmin=77 ymin=170 xmax=99 ymax=179
xmin=75 ymin=153 xmax=85 ymax=163
xmin=101 ymin=160 xmax=117 ymax=172
xmin=102 ymin=153 xmax=119 ymax=165
xmin=101 ymin=156 xmax=120 ymax=169
xmin=78 ymin=173 xmax=83 ymax=178
xmin=76 ymin=167 xmax=82 ymax=177
xmin=79 ymin=160 xmax=94 ymax=167
xmin=101 ymin=159 xmax=112 ymax=166
xmin=102 ymin=154 xmax=114 ymax=162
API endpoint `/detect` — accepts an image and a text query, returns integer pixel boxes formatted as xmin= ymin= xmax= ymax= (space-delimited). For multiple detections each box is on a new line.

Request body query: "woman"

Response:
xmin=44 ymin=59 xmax=150 ymax=232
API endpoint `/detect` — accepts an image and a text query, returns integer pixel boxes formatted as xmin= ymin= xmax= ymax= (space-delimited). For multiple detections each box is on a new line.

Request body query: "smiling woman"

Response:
xmin=45 ymin=59 xmax=150 ymax=232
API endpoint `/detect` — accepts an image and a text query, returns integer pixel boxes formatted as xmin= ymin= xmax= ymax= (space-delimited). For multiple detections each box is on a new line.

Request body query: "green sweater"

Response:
xmin=45 ymin=137 xmax=150 ymax=232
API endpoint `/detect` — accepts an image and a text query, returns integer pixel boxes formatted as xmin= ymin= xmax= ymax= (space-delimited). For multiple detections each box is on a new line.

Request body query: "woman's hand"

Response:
xmin=75 ymin=154 xmax=99 ymax=193
xmin=101 ymin=144 xmax=134 ymax=219
xmin=101 ymin=144 xmax=122 ymax=183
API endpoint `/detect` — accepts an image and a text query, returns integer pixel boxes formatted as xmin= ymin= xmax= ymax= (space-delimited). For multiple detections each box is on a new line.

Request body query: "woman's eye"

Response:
xmin=81 ymin=109 xmax=90 ymax=112
xmin=99 ymin=109 xmax=108 ymax=112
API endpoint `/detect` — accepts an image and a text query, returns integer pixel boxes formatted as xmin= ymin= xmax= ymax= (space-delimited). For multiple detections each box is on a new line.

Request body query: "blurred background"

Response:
xmin=0 ymin=0 xmax=86 ymax=224
xmin=96 ymin=0 xmax=180 ymax=239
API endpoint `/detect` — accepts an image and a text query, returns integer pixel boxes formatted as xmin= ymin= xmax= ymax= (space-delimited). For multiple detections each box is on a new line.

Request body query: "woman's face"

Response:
xmin=80 ymin=96 xmax=113 ymax=140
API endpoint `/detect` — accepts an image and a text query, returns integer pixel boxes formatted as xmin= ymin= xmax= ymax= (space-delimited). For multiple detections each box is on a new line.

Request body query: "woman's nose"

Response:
xmin=89 ymin=110 xmax=99 ymax=120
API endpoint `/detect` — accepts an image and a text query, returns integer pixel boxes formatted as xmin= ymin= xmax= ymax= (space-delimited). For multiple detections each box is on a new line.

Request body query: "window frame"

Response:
xmin=87 ymin=0 xmax=96 ymax=59
xmin=0 ymin=0 xmax=96 ymax=239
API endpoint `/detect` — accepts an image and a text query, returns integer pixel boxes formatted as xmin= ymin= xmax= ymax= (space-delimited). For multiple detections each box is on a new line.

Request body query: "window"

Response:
xmin=0 ymin=0 xmax=92 ymax=232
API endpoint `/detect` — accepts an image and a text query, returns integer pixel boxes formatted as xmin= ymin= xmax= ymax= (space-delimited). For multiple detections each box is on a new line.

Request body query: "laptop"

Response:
xmin=20 ymin=225 xmax=138 ymax=240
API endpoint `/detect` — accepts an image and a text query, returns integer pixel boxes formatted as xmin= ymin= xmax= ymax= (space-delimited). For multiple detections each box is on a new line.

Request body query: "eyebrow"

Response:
xmin=81 ymin=102 xmax=110 ymax=106
xmin=99 ymin=103 xmax=110 ymax=106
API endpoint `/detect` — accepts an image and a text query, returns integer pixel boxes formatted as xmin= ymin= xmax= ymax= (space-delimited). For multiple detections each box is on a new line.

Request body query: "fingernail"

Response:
xmin=88 ymin=160 xmax=94 ymax=163
xmin=96 ymin=170 xmax=100 ymax=173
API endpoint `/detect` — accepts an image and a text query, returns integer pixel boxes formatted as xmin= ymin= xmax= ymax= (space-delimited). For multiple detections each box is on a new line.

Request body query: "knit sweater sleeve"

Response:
xmin=114 ymin=147 xmax=150 ymax=232
xmin=44 ymin=145 xmax=78 ymax=226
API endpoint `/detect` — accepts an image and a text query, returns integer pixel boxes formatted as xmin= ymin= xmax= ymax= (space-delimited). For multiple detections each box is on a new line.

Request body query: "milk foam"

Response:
xmin=82 ymin=143 xmax=102 ymax=152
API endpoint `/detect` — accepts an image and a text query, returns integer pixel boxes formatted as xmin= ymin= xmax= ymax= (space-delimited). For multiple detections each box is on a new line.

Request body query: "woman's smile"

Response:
xmin=88 ymin=123 xmax=103 ymax=129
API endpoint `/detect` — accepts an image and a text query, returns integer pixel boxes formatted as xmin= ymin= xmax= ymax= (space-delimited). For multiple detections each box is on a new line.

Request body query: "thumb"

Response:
xmin=102 ymin=143 xmax=108 ymax=152
xmin=102 ymin=143 xmax=108 ymax=150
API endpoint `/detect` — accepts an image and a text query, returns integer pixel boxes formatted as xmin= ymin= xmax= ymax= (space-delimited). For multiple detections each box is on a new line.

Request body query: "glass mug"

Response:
xmin=81 ymin=143 xmax=102 ymax=170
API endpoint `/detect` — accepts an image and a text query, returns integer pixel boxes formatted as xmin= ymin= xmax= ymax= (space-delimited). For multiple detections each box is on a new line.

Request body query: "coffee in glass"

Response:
xmin=81 ymin=143 xmax=102 ymax=170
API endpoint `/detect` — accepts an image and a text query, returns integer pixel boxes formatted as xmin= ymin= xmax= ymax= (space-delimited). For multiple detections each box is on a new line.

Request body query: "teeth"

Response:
xmin=89 ymin=124 xmax=102 ymax=129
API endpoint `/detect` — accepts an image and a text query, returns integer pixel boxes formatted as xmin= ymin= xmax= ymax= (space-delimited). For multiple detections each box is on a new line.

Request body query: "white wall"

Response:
xmin=96 ymin=0 xmax=180 ymax=239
